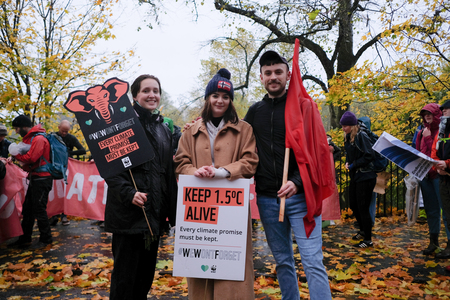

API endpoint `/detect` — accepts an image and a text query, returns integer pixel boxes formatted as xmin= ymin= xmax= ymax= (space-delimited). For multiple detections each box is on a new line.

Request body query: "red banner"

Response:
xmin=1 ymin=159 xmax=107 ymax=243
xmin=0 ymin=162 xmax=28 ymax=243
xmin=1 ymin=159 xmax=268 ymax=243
xmin=63 ymin=159 xmax=107 ymax=221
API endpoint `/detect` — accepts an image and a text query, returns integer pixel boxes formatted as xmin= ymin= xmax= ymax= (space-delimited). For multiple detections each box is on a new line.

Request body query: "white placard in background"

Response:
xmin=373 ymin=132 xmax=435 ymax=180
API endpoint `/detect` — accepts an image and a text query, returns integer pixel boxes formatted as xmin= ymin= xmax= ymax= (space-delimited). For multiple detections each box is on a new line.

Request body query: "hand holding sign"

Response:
xmin=194 ymin=165 xmax=215 ymax=178
xmin=132 ymin=192 xmax=147 ymax=208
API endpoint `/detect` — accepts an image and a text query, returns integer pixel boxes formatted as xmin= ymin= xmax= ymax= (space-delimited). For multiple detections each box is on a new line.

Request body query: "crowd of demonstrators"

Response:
xmin=431 ymin=100 xmax=450 ymax=267
xmin=244 ymin=50 xmax=332 ymax=300
xmin=7 ymin=115 xmax=54 ymax=249
xmin=103 ymin=74 xmax=177 ymax=300
xmin=416 ymin=103 xmax=450 ymax=257
xmin=174 ymin=69 xmax=258 ymax=300
xmin=340 ymin=111 xmax=377 ymax=248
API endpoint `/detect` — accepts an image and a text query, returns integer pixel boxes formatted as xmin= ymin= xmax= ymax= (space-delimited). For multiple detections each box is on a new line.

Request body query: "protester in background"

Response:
xmin=0 ymin=124 xmax=11 ymax=158
xmin=415 ymin=103 xmax=450 ymax=257
xmin=49 ymin=120 xmax=87 ymax=226
xmin=341 ymin=111 xmax=377 ymax=248
xmin=358 ymin=117 xmax=378 ymax=226
xmin=104 ymin=74 xmax=177 ymax=300
xmin=431 ymin=100 xmax=450 ymax=261
xmin=56 ymin=120 xmax=86 ymax=159
xmin=8 ymin=115 xmax=53 ymax=249
xmin=0 ymin=158 xmax=6 ymax=180
xmin=172 ymin=124 xmax=182 ymax=155
xmin=175 ymin=68 xmax=258 ymax=300
xmin=327 ymin=134 xmax=341 ymax=183
xmin=244 ymin=50 xmax=332 ymax=300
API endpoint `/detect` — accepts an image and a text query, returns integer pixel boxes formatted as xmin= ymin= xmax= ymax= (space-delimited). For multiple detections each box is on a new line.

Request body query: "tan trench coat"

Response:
xmin=174 ymin=119 xmax=258 ymax=300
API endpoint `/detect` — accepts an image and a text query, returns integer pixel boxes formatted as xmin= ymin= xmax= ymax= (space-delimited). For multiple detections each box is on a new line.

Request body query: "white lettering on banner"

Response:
xmin=66 ymin=173 xmax=84 ymax=201
xmin=0 ymin=194 xmax=14 ymax=219
xmin=87 ymin=175 xmax=104 ymax=204
xmin=102 ymin=182 xmax=108 ymax=205
xmin=48 ymin=179 xmax=65 ymax=202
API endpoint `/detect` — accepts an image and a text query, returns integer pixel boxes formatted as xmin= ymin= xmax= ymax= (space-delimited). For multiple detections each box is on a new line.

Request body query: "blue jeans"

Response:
xmin=257 ymin=194 xmax=332 ymax=300
xmin=420 ymin=177 xmax=450 ymax=238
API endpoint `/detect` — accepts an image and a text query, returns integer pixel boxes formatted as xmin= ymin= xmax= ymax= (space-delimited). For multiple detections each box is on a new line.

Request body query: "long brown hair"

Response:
xmin=201 ymin=94 xmax=239 ymax=125
xmin=344 ymin=125 xmax=360 ymax=143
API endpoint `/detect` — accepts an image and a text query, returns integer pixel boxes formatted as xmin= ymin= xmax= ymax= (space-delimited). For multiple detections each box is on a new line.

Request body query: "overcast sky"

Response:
xmin=100 ymin=1 xmax=230 ymax=104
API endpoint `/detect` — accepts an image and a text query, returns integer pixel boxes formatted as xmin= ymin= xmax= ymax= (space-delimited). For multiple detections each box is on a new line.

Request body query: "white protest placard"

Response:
xmin=173 ymin=175 xmax=250 ymax=281
xmin=372 ymin=132 xmax=436 ymax=180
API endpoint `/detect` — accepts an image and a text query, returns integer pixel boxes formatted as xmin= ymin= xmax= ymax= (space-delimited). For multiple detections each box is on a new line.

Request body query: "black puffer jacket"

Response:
xmin=344 ymin=123 xmax=377 ymax=182
xmin=244 ymin=93 xmax=302 ymax=197
xmin=104 ymin=103 xmax=177 ymax=235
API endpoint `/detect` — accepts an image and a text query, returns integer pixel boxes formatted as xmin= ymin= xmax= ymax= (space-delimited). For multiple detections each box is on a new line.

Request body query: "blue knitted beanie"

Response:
xmin=204 ymin=68 xmax=234 ymax=101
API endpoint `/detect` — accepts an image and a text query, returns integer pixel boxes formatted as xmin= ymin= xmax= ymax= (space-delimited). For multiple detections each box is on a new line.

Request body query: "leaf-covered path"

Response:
xmin=1 ymin=214 xmax=449 ymax=299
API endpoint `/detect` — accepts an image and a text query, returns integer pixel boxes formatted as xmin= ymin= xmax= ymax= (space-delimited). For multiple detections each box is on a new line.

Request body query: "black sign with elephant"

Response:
xmin=64 ymin=77 xmax=153 ymax=179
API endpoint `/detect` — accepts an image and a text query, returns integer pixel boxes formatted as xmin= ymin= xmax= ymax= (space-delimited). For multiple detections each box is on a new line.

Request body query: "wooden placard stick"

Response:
xmin=129 ymin=169 xmax=154 ymax=236
xmin=279 ymin=148 xmax=290 ymax=222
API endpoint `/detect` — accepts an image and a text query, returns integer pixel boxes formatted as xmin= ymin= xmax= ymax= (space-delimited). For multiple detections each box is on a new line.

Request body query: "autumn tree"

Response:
xmin=139 ymin=0 xmax=448 ymax=131
xmin=0 ymin=0 xmax=130 ymax=126
xmin=177 ymin=28 xmax=263 ymax=122
xmin=325 ymin=0 xmax=450 ymax=141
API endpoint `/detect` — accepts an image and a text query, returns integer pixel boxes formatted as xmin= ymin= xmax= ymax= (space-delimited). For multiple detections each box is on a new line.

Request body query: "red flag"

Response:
xmin=285 ymin=39 xmax=336 ymax=237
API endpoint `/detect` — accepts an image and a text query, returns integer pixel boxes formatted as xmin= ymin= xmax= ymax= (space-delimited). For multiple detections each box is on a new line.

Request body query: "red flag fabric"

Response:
xmin=321 ymin=153 xmax=341 ymax=221
xmin=285 ymin=39 xmax=336 ymax=237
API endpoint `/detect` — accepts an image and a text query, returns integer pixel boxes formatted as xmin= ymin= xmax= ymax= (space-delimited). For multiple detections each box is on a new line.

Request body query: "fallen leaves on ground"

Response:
xmin=1 ymin=213 xmax=450 ymax=299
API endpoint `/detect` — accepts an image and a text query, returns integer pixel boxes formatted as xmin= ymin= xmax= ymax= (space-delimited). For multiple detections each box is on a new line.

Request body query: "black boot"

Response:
xmin=423 ymin=234 xmax=439 ymax=256
xmin=436 ymin=240 xmax=450 ymax=259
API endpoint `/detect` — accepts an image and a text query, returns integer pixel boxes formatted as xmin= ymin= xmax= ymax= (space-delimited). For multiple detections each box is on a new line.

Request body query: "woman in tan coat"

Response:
xmin=174 ymin=68 xmax=258 ymax=300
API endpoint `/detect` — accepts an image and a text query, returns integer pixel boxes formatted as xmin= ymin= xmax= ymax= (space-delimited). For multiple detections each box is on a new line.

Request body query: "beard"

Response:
xmin=19 ymin=128 xmax=28 ymax=137
xmin=265 ymin=80 xmax=286 ymax=98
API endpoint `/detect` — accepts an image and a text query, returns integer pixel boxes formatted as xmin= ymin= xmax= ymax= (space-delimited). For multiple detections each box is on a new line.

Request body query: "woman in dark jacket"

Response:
xmin=340 ymin=111 xmax=377 ymax=248
xmin=104 ymin=74 xmax=177 ymax=300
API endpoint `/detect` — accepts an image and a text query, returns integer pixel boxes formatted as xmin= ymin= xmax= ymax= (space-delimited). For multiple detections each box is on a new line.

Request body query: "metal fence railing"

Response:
xmin=76 ymin=150 xmax=408 ymax=216
xmin=335 ymin=157 xmax=408 ymax=217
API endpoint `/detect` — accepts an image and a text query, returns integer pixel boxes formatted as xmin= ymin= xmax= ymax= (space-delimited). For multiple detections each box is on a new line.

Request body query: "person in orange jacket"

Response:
xmin=8 ymin=115 xmax=53 ymax=249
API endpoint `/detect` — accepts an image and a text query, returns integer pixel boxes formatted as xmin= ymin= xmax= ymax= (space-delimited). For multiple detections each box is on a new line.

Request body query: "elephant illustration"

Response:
xmin=64 ymin=77 xmax=129 ymax=124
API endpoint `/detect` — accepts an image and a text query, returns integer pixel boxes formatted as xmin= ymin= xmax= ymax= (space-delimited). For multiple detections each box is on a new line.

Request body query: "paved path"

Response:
xmin=0 ymin=217 xmax=449 ymax=299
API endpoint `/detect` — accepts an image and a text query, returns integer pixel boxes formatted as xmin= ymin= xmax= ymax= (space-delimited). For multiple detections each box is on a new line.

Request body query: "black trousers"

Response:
xmin=109 ymin=233 xmax=160 ymax=300
xmin=349 ymin=177 xmax=377 ymax=240
xmin=20 ymin=176 xmax=53 ymax=243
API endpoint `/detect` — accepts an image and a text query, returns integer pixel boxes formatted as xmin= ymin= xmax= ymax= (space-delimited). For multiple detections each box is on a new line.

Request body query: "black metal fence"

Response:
xmin=335 ymin=158 xmax=409 ymax=217
xmin=76 ymin=151 xmax=409 ymax=217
